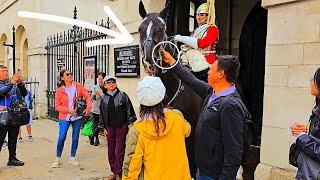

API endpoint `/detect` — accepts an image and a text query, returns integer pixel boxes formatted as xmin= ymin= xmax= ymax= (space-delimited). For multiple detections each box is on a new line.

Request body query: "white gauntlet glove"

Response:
xmin=174 ymin=35 xmax=198 ymax=49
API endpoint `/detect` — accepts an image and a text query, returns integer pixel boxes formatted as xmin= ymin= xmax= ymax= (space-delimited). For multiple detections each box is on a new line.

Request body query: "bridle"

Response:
xmin=140 ymin=16 xmax=181 ymax=73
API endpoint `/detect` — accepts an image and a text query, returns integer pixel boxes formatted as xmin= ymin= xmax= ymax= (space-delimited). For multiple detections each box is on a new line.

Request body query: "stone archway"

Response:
xmin=239 ymin=0 xmax=267 ymax=147
xmin=15 ymin=25 xmax=26 ymax=71
xmin=15 ymin=25 xmax=29 ymax=77
xmin=21 ymin=39 xmax=29 ymax=78
xmin=238 ymin=1 xmax=267 ymax=179
xmin=0 ymin=33 xmax=8 ymax=65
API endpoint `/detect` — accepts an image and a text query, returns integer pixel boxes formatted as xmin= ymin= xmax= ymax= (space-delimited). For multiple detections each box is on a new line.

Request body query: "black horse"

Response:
xmin=138 ymin=1 xmax=202 ymax=178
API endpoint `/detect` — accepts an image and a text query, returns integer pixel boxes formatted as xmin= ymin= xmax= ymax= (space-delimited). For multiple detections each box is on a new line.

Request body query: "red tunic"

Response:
xmin=195 ymin=26 xmax=219 ymax=64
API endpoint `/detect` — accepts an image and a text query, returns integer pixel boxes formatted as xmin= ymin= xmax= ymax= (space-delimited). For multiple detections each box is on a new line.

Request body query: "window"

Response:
xmin=189 ymin=2 xmax=196 ymax=32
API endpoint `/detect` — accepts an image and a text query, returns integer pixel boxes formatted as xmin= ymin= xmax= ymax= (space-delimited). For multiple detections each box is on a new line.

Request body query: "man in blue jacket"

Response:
xmin=162 ymin=50 xmax=245 ymax=180
xmin=0 ymin=65 xmax=27 ymax=166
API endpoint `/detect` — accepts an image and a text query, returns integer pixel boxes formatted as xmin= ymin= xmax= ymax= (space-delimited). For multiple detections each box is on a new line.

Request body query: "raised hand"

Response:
xmin=11 ymin=74 xmax=20 ymax=84
xmin=161 ymin=49 xmax=176 ymax=66
xmin=291 ymin=123 xmax=308 ymax=137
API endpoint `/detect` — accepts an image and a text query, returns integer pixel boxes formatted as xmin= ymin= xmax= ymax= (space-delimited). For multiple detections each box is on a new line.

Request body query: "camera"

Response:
xmin=75 ymin=99 xmax=87 ymax=116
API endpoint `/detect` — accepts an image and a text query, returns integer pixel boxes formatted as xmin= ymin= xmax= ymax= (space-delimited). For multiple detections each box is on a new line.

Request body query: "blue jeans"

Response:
xmin=56 ymin=119 xmax=83 ymax=157
xmin=196 ymin=169 xmax=215 ymax=180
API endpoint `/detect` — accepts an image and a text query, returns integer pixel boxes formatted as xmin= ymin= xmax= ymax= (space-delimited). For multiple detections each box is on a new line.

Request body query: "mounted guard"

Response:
xmin=174 ymin=0 xmax=219 ymax=81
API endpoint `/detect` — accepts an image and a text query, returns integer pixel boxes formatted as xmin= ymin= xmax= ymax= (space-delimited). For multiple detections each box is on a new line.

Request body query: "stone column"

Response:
xmin=27 ymin=48 xmax=47 ymax=118
xmin=256 ymin=0 xmax=320 ymax=179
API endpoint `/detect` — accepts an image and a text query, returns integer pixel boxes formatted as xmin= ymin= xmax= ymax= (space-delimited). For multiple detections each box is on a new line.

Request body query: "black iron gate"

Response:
xmin=46 ymin=8 xmax=110 ymax=120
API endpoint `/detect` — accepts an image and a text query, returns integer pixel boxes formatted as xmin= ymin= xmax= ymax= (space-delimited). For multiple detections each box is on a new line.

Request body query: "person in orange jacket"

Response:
xmin=52 ymin=69 xmax=92 ymax=168
xmin=174 ymin=1 xmax=219 ymax=82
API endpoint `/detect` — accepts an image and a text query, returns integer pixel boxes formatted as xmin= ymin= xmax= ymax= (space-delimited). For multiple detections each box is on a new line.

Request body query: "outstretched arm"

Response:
xmin=162 ymin=49 xmax=211 ymax=99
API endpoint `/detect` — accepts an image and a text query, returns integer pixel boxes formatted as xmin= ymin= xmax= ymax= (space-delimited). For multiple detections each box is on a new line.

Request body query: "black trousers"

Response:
xmin=0 ymin=125 xmax=20 ymax=160
xmin=92 ymin=113 xmax=102 ymax=142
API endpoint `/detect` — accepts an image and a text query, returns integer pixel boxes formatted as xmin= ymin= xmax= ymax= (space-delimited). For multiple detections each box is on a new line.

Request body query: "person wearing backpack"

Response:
xmin=162 ymin=50 xmax=246 ymax=180
xmin=52 ymin=69 xmax=92 ymax=168
xmin=100 ymin=75 xmax=136 ymax=180
xmin=0 ymin=65 xmax=27 ymax=167
xmin=290 ymin=68 xmax=320 ymax=180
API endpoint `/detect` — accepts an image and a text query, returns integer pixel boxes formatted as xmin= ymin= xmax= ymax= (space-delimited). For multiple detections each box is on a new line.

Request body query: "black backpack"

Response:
xmin=220 ymin=96 xmax=255 ymax=163
xmin=9 ymin=88 xmax=30 ymax=127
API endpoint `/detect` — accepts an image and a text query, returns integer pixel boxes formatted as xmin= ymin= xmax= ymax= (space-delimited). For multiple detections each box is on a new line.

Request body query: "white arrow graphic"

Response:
xmin=18 ymin=6 xmax=133 ymax=47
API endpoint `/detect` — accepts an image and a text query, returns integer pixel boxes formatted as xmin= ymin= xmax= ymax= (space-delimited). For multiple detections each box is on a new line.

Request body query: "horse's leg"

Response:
xmin=241 ymin=146 xmax=260 ymax=180
xmin=176 ymin=106 xmax=197 ymax=178
xmin=185 ymin=136 xmax=197 ymax=178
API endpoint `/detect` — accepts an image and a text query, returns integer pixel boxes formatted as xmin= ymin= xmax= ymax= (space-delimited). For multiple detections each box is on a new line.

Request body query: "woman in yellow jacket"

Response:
xmin=122 ymin=76 xmax=191 ymax=180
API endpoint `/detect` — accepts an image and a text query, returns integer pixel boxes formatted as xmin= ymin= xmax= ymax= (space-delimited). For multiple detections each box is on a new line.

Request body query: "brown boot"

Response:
xmin=105 ymin=174 xmax=116 ymax=180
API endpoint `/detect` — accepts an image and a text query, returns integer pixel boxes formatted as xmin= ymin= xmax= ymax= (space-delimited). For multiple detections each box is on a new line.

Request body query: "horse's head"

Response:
xmin=138 ymin=1 xmax=170 ymax=74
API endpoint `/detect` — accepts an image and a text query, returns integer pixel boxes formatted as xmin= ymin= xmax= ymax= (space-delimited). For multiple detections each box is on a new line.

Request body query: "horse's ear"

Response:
xmin=159 ymin=1 xmax=171 ymax=19
xmin=139 ymin=0 xmax=147 ymax=19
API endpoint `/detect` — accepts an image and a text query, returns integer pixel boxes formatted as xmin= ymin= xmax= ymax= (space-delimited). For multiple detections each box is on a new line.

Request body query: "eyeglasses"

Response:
xmin=65 ymin=72 xmax=72 ymax=76
xmin=106 ymin=81 xmax=116 ymax=84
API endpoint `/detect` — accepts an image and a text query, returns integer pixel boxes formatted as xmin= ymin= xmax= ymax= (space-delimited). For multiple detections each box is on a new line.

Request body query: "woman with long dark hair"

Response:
xmin=122 ymin=76 xmax=191 ymax=180
xmin=52 ymin=69 xmax=92 ymax=168
xmin=291 ymin=68 xmax=320 ymax=179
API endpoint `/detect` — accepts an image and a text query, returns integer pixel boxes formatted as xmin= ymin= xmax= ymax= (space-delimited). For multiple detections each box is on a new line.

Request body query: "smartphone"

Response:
xmin=93 ymin=84 xmax=100 ymax=93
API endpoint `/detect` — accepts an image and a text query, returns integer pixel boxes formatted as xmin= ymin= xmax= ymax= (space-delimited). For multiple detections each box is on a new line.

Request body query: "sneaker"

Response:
xmin=27 ymin=136 xmax=33 ymax=142
xmin=18 ymin=137 xmax=23 ymax=143
xmin=52 ymin=158 xmax=61 ymax=168
xmin=2 ymin=140 xmax=7 ymax=147
xmin=88 ymin=135 xmax=94 ymax=145
xmin=7 ymin=158 xmax=25 ymax=166
xmin=93 ymin=140 xmax=100 ymax=146
xmin=68 ymin=157 xmax=79 ymax=166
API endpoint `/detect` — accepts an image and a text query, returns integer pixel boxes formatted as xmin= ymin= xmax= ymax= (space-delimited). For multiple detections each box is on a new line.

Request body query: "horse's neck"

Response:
xmin=158 ymin=71 xmax=180 ymax=100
